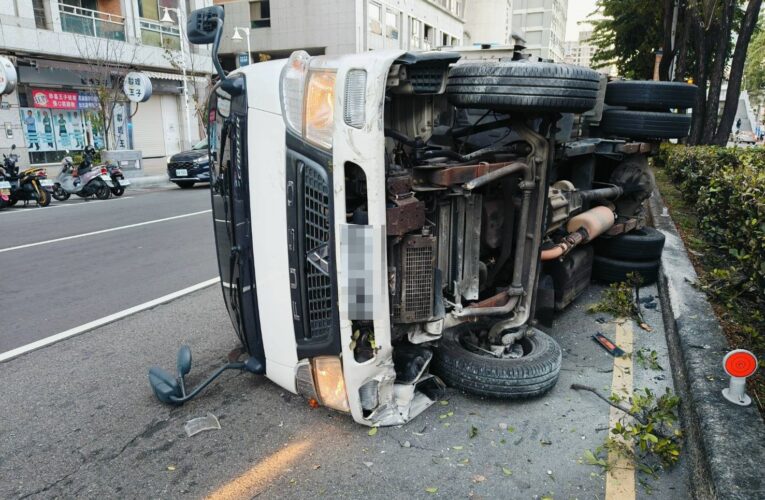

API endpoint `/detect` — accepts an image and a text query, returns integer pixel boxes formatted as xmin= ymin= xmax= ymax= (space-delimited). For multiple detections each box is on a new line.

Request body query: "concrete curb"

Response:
xmin=124 ymin=174 xmax=173 ymax=189
xmin=649 ymin=190 xmax=765 ymax=500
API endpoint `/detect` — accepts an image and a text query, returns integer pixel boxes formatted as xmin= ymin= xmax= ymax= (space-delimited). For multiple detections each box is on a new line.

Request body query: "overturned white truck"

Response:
xmin=149 ymin=6 xmax=697 ymax=427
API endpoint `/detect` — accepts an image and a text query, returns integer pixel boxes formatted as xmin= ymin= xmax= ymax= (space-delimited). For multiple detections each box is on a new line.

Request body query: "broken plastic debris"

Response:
xmin=184 ymin=412 xmax=221 ymax=437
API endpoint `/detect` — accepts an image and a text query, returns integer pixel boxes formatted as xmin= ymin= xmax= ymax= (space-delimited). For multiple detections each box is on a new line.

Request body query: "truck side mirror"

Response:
xmin=187 ymin=6 xmax=227 ymax=83
xmin=187 ymin=6 xmax=224 ymax=45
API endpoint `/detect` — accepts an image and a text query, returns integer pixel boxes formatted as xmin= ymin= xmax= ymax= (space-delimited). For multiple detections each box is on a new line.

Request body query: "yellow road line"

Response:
xmin=605 ymin=320 xmax=636 ymax=500
xmin=205 ymin=439 xmax=313 ymax=500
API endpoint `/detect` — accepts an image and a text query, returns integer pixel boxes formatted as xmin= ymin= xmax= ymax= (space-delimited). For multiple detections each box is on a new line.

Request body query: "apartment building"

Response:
xmin=511 ymin=0 xmax=566 ymax=61
xmin=213 ymin=0 xmax=465 ymax=69
xmin=0 ymin=0 xmax=213 ymax=165
xmin=463 ymin=0 xmax=513 ymax=46
xmin=563 ymin=29 xmax=617 ymax=76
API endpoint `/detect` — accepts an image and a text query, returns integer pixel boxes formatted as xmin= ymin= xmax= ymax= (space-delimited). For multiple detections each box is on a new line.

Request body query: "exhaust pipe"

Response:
xmin=541 ymin=206 xmax=615 ymax=261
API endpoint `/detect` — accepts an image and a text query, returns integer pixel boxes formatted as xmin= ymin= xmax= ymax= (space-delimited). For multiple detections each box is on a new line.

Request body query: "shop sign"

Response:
xmin=0 ymin=56 xmax=17 ymax=96
xmin=123 ymin=72 xmax=152 ymax=103
xmin=31 ymin=89 xmax=99 ymax=110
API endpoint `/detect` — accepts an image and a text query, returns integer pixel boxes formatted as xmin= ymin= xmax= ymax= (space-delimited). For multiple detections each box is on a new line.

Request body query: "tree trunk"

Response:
xmin=659 ymin=0 xmax=676 ymax=81
xmin=701 ymin=0 xmax=734 ymax=144
xmin=713 ymin=0 xmax=765 ymax=145
xmin=688 ymin=5 xmax=708 ymax=145
xmin=673 ymin=2 xmax=689 ymax=81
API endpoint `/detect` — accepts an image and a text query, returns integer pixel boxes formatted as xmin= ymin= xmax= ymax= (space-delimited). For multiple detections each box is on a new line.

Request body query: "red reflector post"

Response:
xmin=722 ymin=349 xmax=759 ymax=406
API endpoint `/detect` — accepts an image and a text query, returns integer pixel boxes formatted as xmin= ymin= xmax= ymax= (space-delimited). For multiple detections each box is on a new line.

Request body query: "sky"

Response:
xmin=566 ymin=0 xmax=600 ymax=41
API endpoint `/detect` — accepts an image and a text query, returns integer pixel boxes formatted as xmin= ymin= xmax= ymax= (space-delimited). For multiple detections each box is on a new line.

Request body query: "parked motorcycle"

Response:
xmin=0 ymin=176 xmax=10 ymax=210
xmin=1 ymin=144 xmax=50 ymax=207
xmin=106 ymin=160 xmax=130 ymax=196
xmin=52 ymin=146 xmax=113 ymax=201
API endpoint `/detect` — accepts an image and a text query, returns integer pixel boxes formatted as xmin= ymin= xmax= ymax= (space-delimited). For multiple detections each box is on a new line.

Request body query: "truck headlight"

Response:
xmin=304 ymin=71 xmax=336 ymax=149
xmin=295 ymin=356 xmax=350 ymax=413
xmin=279 ymin=51 xmax=337 ymax=151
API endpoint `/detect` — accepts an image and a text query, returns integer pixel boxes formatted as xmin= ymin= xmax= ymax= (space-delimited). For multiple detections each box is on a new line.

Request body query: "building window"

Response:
xmin=385 ymin=10 xmax=398 ymax=40
xmin=453 ymin=0 xmax=463 ymax=17
xmin=423 ymin=24 xmax=434 ymax=50
xmin=441 ymin=32 xmax=449 ymax=46
xmin=32 ymin=0 xmax=48 ymax=29
xmin=369 ymin=2 xmax=382 ymax=35
xmin=410 ymin=18 xmax=421 ymax=49
xmin=250 ymin=0 xmax=270 ymax=28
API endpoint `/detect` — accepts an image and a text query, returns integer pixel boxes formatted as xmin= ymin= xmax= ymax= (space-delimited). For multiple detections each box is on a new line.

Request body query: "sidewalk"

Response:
xmin=123 ymin=157 xmax=173 ymax=189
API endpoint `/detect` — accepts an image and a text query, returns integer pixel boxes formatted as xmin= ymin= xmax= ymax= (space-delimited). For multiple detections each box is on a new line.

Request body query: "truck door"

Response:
xmin=209 ymin=81 xmax=265 ymax=366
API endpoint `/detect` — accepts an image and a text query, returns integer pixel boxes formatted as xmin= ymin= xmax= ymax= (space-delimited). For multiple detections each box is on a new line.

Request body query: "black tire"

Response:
xmin=37 ymin=187 xmax=51 ymax=207
xmin=592 ymin=255 xmax=660 ymax=285
xmin=600 ymin=109 xmax=691 ymax=139
xmin=52 ymin=185 xmax=70 ymax=201
xmin=175 ymin=181 xmax=195 ymax=189
xmin=8 ymin=197 xmax=17 ymax=206
xmin=594 ymin=227 xmax=666 ymax=261
xmin=95 ymin=184 xmax=111 ymax=200
xmin=432 ymin=324 xmax=562 ymax=398
xmin=605 ymin=80 xmax=698 ymax=110
xmin=111 ymin=186 xmax=125 ymax=196
xmin=446 ymin=61 xmax=601 ymax=113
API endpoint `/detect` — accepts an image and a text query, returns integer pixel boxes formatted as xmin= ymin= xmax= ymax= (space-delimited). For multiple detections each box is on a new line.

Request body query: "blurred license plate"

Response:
xmin=118 ymin=179 xmax=131 ymax=186
xmin=39 ymin=179 xmax=54 ymax=186
xmin=0 ymin=181 xmax=10 ymax=189
xmin=175 ymin=169 xmax=188 ymax=176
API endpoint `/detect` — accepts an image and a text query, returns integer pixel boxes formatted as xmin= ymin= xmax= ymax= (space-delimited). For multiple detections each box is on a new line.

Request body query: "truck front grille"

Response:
xmin=396 ymin=235 xmax=436 ymax=323
xmin=303 ymin=163 xmax=332 ymax=339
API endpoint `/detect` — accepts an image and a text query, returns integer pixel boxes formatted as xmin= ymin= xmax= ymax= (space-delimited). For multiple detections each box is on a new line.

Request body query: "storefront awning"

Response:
xmin=144 ymin=71 xmax=207 ymax=83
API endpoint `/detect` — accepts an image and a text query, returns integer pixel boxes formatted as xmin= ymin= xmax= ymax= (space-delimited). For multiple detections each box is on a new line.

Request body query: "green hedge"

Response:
xmin=659 ymin=144 xmax=765 ymax=303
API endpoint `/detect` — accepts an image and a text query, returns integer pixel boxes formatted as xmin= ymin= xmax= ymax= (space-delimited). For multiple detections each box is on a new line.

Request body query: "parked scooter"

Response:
xmin=1 ymin=144 xmax=50 ymax=207
xmin=52 ymin=146 xmax=113 ymax=201
xmin=106 ymin=160 xmax=130 ymax=196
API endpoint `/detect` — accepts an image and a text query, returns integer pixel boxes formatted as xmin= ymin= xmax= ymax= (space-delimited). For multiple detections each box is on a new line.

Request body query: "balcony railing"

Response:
xmin=139 ymin=18 xmax=180 ymax=50
xmin=59 ymin=2 xmax=126 ymax=41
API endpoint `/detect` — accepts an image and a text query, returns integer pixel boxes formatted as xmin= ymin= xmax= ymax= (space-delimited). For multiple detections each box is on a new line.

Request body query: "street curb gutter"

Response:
xmin=125 ymin=174 xmax=173 ymax=189
xmin=649 ymin=190 xmax=765 ymax=500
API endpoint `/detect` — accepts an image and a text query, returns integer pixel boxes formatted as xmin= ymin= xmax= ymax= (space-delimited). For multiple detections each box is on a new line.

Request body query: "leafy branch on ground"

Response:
xmin=587 ymin=273 xmax=650 ymax=329
xmin=636 ymin=349 xmax=664 ymax=371
xmin=577 ymin=386 xmax=683 ymax=480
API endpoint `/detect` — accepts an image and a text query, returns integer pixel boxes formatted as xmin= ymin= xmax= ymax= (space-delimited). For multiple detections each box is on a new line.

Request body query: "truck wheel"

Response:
xmin=432 ymin=323 xmax=562 ymax=399
xmin=446 ymin=61 xmax=601 ymax=113
xmin=594 ymin=227 xmax=666 ymax=261
xmin=599 ymin=110 xmax=691 ymax=139
xmin=592 ymin=255 xmax=660 ymax=285
xmin=605 ymin=80 xmax=698 ymax=110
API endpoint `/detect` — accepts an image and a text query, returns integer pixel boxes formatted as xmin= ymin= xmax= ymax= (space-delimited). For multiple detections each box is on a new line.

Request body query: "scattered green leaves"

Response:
xmin=425 ymin=487 xmax=438 ymax=494
xmin=636 ymin=349 xmax=664 ymax=371
xmin=367 ymin=427 xmax=378 ymax=436
xmin=502 ymin=466 xmax=513 ymax=476
xmin=468 ymin=425 xmax=479 ymax=439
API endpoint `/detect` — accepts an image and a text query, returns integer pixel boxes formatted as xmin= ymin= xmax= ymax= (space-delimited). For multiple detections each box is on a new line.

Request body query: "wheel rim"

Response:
xmin=456 ymin=327 xmax=533 ymax=359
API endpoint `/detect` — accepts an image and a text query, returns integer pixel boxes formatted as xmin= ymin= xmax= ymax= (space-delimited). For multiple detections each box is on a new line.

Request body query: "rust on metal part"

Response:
xmin=468 ymin=289 xmax=512 ymax=309
xmin=416 ymin=162 xmax=517 ymax=187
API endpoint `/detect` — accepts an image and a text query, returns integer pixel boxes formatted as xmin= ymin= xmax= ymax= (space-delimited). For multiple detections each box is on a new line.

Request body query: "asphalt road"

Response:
xmin=0 ymin=283 xmax=689 ymax=499
xmin=0 ymin=184 xmax=691 ymax=499
xmin=0 ymin=186 xmax=217 ymax=353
